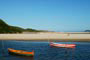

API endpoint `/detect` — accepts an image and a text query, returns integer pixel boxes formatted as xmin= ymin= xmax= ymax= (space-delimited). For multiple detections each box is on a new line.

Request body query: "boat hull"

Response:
xmin=8 ymin=48 xmax=34 ymax=57
xmin=8 ymin=52 xmax=33 ymax=56
xmin=50 ymin=42 xmax=76 ymax=48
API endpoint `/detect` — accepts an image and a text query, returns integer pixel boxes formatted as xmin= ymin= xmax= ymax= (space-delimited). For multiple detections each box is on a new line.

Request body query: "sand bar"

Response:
xmin=0 ymin=32 xmax=90 ymax=42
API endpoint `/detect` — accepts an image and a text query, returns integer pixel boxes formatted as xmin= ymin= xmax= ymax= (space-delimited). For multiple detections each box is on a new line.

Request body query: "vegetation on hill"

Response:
xmin=0 ymin=19 xmax=45 ymax=34
xmin=25 ymin=28 xmax=41 ymax=32
xmin=0 ymin=19 xmax=24 ymax=33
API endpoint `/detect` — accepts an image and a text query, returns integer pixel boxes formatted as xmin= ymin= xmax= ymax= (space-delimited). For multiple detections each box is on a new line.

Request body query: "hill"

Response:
xmin=0 ymin=19 xmax=44 ymax=33
xmin=0 ymin=19 xmax=24 ymax=33
xmin=85 ymin=30 xmax=90 ymax=32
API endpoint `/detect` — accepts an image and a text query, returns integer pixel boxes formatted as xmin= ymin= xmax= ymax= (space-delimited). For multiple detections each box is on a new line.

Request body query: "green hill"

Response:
xmin=0 ymin=19 xmax=45 ymax=34
xmin=0 ymin=19 xmax=24 ymax=33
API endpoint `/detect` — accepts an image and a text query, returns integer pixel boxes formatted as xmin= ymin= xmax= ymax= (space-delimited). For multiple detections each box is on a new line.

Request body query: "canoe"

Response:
xmin=50 ymin=42 xmax=76 ymax=48
xmin=8 ymin=48 xmax=34 ymax=56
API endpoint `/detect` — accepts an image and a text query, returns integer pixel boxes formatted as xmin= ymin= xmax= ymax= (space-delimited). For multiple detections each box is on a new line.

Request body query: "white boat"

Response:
xmin=50 ymin=42 xmax=76 ymax=48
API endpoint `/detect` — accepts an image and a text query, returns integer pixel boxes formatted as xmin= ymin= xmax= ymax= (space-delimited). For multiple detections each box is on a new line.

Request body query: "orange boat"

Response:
xmin=50 ymin=42 xmax=76 ymax=48
xmin=8 ymin=48 xmax=34 ymax=56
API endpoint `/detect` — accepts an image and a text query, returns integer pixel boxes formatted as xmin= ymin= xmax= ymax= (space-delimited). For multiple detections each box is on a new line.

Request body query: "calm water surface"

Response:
xmin=0 ymin=40 xmax=90 ymax=60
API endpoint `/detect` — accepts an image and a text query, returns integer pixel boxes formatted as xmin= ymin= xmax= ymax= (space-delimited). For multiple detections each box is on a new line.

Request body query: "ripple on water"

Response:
xmin=0 ymin=40 xmax=90 ymax=60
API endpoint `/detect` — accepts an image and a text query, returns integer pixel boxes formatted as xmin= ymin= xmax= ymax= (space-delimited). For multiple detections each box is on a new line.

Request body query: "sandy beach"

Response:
xmin=0 ymin=32 xmax=90 ymax=42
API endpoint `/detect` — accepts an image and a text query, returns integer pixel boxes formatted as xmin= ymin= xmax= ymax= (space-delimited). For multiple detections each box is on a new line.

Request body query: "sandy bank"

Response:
xmin=0 ymin=33 xmax=90 ymax=42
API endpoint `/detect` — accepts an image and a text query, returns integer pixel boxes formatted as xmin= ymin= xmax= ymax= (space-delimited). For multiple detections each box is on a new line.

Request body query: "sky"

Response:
xmin=0 ymin=0 xmax=90 ymax=32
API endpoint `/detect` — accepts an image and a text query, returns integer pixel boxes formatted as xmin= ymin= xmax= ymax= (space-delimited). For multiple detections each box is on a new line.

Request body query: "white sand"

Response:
xmin=0 ymin=32 xmax=90 ymax=41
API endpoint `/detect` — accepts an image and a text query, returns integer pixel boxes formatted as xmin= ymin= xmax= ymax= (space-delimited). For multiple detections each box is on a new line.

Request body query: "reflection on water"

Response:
xmin=9 ymin=55 xmax=34 ymax=60
xmin=0 ymin=40 xmax=90 ymax=60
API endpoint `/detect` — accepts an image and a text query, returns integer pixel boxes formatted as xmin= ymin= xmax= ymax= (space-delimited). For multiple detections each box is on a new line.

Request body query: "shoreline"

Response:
xmin=1 ymin=39 xmax=90 ymax=42
xmin=0 ymin=33 xmax=90 ymax=42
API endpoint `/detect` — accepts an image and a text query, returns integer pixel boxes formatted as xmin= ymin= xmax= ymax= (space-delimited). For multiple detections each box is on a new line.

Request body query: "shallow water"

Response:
xmin=0 ymin=40 xmax=90 ymax=60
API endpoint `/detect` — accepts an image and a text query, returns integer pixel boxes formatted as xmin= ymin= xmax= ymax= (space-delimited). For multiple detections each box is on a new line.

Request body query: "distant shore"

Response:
xmin=0 ymin=32 xmax=90 ymax=42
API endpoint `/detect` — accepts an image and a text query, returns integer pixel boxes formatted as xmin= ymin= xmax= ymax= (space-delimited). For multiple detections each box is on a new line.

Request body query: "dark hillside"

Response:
xmin=0 ymin=19 xmax=46 ymax=34
xmin=0 ymin=19 xmax=23 ymax=33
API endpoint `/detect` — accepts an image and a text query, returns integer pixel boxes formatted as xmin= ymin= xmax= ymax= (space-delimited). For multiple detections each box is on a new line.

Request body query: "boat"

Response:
xmin=8 ymin=48 xmax=34 ymax=56
xmin=50 ymin=42 xmax=76 ymax=48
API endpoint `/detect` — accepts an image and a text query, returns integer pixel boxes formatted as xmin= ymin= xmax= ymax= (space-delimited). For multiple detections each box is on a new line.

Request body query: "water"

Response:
xmin=0 ymin=40 xmax=90 ymax=60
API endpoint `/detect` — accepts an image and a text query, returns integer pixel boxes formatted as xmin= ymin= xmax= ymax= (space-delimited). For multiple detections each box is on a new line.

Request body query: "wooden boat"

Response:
xmin=50 ymin=42 xmax=76 ymax=48
xmin=8 ymin=48 xmax=34 ymax=56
